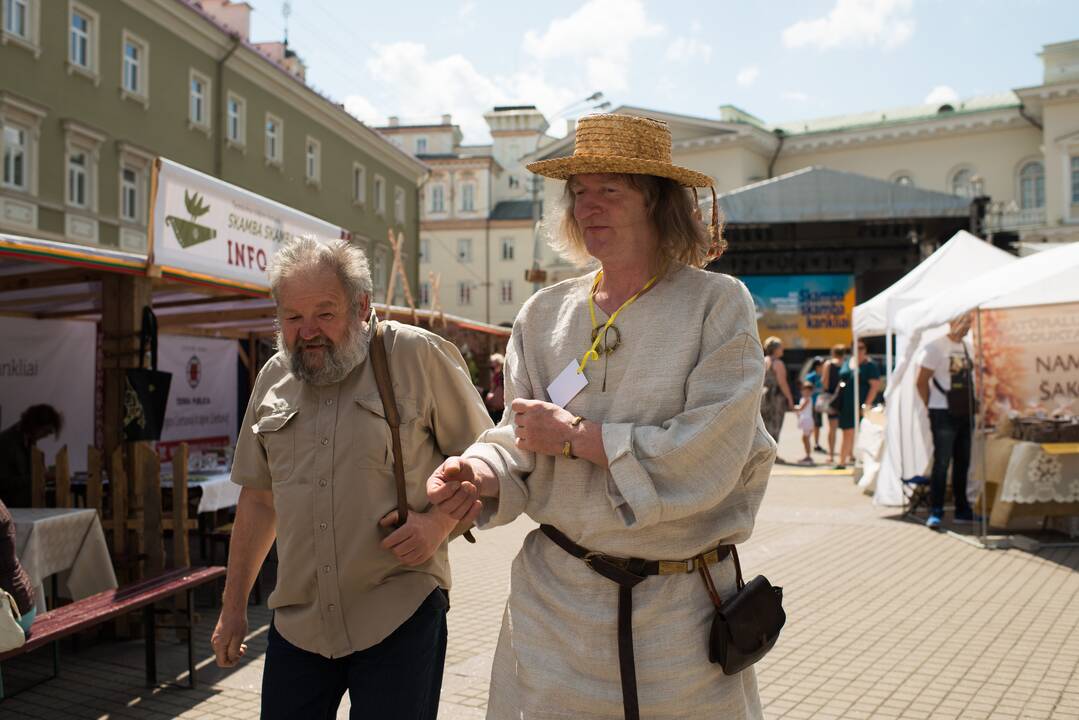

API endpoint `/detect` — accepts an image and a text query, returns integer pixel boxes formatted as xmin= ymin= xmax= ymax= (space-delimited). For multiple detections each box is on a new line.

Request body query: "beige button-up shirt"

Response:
xmin=232 ymin=320 xmax=492 ymax=658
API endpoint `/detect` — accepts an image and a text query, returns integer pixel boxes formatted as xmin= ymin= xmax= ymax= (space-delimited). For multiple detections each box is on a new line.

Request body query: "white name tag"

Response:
xmin=547 ymin=360 xmax=588 ymax=408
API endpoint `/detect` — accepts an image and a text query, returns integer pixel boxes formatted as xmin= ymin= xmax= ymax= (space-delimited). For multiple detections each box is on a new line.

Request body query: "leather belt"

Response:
xmin=539 ymin=524 xmax=732 ymax=720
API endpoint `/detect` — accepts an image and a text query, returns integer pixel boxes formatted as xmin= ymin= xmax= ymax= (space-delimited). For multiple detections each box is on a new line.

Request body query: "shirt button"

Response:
xmin=322 ymin=565 xmax=331 ymax=573
xmin=319 ymin=479 xmax=327 ymax=487
xmin=320 ymin=437 xmax=329 ymax=446
xmin=319 ymin=522 xmax=327 ymax=530
xmin=328 ymin=604 xmax=336 ymax=612
xmin=325 ymin=399 xmax=334 ymax=406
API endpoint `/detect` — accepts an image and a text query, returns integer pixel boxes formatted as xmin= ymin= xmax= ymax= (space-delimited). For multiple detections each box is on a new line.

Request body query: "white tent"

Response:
xmin=875 ymin=242 xmax=1079 ymax=507
xmin=893 ymin=241 xmax=1079 ymax=341
xmin=853 ymin=230 xmax=1014 ymax=366
xmin=850 ymin=232 xmax=1016 ymax=501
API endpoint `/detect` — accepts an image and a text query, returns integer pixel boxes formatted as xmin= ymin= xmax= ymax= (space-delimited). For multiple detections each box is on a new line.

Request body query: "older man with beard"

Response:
xmin=211 ymin=238 xmax=491 ymax=720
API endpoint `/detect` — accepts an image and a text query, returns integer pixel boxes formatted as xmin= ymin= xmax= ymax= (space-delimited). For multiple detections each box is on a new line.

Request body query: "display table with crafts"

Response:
xmin=976 ymin=433 xmax=1079 ymax=530
xmin=11 ymin=507 xmax=119 ymax=612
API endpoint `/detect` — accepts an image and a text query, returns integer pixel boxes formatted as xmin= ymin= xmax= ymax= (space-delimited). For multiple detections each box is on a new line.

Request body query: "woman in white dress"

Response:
xmin=427 ymin=114 xmax=777 ymax=719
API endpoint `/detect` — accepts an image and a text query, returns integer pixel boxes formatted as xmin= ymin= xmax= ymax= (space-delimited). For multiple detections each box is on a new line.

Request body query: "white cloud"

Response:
xmin=736 ymin=66 xmax=760 ymax=87
xmin=666 ymin=36 xmax=712 ymax=63
xmin=458 ymin=1 xmax=477 ymax=19
xmin=343 ymin=94 xmax=381 ymax=125
xmin=361 ymin=42 xmax=579 ymax=143
xmin=523 ymin=0 xmax=663 ymax=91
xmin=923 ymin=85 xmax=959 ymax=105
xmin=783 ymin=90 xmax=810 ymax=102
xmin=782 ymin=0 xmax=915 ymax=51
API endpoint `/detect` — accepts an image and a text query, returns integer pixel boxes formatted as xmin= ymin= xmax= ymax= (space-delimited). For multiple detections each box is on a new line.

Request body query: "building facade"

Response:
xmin=377 ymin=107 xmax=552 ymax=326
xmin=531 ymin=38 xmax=1079 ymax=262
xmin=0 ymin=0 xmax=425 ymax=291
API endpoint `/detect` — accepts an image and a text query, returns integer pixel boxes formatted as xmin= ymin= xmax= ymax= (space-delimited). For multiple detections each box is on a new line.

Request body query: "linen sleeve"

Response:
xmin=230 ymin=363 xmax=273 ymax=491
xmin=462 ymin=323 xmax=536 ymax=528
xmin=422 ymin=334 xmax=495 ymax=458
xmin=600 ymin=283 xmax=777 ymax=529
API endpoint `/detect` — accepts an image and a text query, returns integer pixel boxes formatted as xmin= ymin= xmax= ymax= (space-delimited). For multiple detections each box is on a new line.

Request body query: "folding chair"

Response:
xmin=902 ymin=475 xmax=932 ymax=518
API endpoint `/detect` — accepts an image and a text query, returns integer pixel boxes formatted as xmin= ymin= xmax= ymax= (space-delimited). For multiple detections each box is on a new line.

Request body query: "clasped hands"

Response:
xmin=427 ymin=398 xmax=589 ymax=521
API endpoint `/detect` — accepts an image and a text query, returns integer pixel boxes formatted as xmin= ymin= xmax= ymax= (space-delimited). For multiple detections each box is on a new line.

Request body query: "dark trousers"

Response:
xmin=929 ymin=409 xmax=972 ymax=516
xmin=261 ymin=588 xmax=449 ymax=720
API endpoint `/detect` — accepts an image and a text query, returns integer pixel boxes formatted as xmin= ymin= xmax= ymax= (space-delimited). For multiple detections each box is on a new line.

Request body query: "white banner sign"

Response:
xmin=0 ymin=316 xmax=96 ymax=473
xmin=157 ymin=335 xmax=239 ymax=457
xmin=150 ymin=158 xmax=344 ymax=289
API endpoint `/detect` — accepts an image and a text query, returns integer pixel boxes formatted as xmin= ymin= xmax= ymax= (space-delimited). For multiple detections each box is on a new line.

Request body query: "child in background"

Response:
xmin=796 ymin=381 xmax=816 ymax=466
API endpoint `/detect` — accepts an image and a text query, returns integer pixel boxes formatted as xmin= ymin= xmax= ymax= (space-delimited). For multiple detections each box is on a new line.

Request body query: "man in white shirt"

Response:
xmin=915 ymin=314 xmax=975 ymax=530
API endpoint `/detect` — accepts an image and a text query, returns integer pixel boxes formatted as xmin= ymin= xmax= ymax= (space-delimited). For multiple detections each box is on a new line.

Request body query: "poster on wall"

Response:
xmin=150 ymin=158 xmax=346 ymax=291
xmin=977 ymin=303 xmax=1079 ymax=425
xmin=156 ymin=335 xmax=239 ymax=461
xmin=740 ymin=274 xmax=856 ymax=350
xmin=0 ymin=316 xmax=96 ymax=473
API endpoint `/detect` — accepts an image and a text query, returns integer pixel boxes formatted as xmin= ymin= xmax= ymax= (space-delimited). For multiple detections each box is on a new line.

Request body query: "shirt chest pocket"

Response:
xmin=254 ymin=408 xmax=299 ymax=482
xmin=353 ymin=393 xmax=423 ymax=470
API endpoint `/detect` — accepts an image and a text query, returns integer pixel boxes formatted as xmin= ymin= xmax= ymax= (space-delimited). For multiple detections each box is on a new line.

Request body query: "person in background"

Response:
xmin=820 ymin=345 xmax=846 ymax=465
xmin=915 ymin=314 xmax=976 ymax=530
xmin=795 ymin=381 xmax=816 ymax=466
xmin=0 ymin=405 xmax=63 ymax=508
xmin=0 ymin=499 xmax=35 ymax=635
xmin=804 ymin=357 xmax=825 ymax=453
xmin=761 ymin=336 xmax=794 ymax=460
xmin=836 ymin=340 xmax=882 ymax=469
xmin=485 ymin=353 xmax=506 ymax=425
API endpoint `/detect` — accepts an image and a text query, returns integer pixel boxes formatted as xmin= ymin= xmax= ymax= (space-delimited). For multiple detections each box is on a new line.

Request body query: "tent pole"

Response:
xmin=974 ymin=308 xmax=989 ymax=546
xmin=852 ymin=332 xmax=860 ymax=476
xmin=885 ymin=330 xmax=894 ymax=385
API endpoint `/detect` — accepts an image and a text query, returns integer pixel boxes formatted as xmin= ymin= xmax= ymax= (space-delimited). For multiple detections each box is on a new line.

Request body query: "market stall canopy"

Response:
xmin=0 ymin=233 xmax=510 ymax=338
xmin=852 ymin=230 xmax=1015 ymax=337
xmin=702 ymin=166 xmax=972 ymax=224
xmin=893 ymin=241 xmax=1079 ymax=337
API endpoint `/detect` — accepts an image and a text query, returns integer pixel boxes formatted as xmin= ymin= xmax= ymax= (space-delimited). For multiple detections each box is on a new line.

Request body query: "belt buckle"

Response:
xmin=658 ymin=559 xmax=695 ymax=574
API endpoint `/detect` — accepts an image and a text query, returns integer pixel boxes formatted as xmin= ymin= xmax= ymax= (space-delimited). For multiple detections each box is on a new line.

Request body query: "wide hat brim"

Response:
xmin=527 ymin=154 xmax=713 ymax=188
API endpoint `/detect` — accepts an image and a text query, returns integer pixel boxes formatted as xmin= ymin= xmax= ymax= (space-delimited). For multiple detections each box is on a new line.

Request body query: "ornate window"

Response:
xmin=1018 ymin=161 xmax=1044 ymax=210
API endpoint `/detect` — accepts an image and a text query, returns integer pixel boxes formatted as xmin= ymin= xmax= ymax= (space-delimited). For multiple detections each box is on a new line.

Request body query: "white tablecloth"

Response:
xmin=1001 ymin=442 xmax=1079 ymax=503
xmin=162 ymin=470 xmax=240 ymax=514
xmin=11 ymin=508 xmax=118 ymax=612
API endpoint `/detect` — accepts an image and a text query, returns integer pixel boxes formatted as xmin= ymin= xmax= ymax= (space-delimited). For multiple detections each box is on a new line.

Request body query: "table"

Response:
xmin=11 ymin=508 xmax=119 ymax=612
xmin=76 ymin=468 xmax=242 ymax=515
xmin=976 ymin=435 xmax=1079 ymax=529
xmin=162 ymin=470 xmax=239 ymax=514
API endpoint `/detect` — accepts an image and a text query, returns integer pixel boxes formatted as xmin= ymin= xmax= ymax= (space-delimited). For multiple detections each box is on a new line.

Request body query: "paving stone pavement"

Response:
xmin=1 ymin=416 xmax=1077 ymax=719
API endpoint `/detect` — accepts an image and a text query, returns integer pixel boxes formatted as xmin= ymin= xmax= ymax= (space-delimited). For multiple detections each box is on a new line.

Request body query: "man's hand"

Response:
xmin=427 ymin=457 xmax=486 ymax=520
xmin=379 ymin=509 xmax=457 ymax=566
xmin=511 ymin=398 xmax=576 ymax=456
xmin=211 ymin=608 xmax=248 ymax=668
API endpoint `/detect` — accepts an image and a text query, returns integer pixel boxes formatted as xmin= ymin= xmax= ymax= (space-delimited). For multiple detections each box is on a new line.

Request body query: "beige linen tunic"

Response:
xmin=232 ymin=319 xmax=492 ymax=658
xmin=465 ymin=265 xmax=777 ymax=719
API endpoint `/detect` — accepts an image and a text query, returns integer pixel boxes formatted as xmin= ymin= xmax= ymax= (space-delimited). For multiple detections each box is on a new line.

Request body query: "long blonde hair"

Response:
xmin=547 ymin=174 xmax=725 ymax=276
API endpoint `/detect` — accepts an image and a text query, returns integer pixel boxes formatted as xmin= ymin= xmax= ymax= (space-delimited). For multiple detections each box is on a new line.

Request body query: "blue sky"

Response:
xmin=244 ymin=0 xmax=1073 ymax=144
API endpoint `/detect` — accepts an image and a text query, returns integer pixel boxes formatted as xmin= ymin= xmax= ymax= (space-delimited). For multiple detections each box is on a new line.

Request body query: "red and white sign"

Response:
xmin=150 ymin=158 xmax=346 ymax=290
xmin=157 ymin=334 xmax=239 ymax=455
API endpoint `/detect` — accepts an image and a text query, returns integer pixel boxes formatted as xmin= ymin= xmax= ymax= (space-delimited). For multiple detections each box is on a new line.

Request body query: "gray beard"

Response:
xmin=277 ymin=317 xmax=370 ymax=386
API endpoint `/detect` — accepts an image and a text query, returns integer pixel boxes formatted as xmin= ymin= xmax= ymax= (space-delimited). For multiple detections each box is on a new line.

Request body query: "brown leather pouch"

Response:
xmin=698 ymin=547 xmax=785 ymax=675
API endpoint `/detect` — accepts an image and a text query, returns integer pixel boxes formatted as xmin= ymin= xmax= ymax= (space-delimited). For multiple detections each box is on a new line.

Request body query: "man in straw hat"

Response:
xmin=428 ymin=114 xmax=777 ymax=719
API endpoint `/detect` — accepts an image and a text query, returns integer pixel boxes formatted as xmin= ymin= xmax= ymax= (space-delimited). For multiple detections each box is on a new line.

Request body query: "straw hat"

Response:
xmin=526 ymin=114 xmax=713 ymax=188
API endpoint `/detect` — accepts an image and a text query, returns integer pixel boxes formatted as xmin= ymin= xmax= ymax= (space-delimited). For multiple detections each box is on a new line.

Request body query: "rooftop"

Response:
xmin=770 ymin=92 xmax=1020 ymax=136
